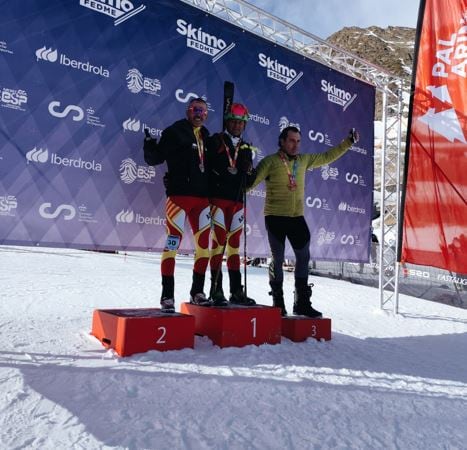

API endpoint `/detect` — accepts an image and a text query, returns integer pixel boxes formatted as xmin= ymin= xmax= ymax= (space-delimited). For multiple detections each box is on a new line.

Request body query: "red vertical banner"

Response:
xmin=401 ymin=0 xmax=467 ymax=274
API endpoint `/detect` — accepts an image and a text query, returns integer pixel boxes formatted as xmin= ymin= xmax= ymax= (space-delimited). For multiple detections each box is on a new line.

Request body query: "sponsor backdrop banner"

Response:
xmin=401 ymin=0 xmax=467 ymax=274
xmin=0 ymin=0 xmax=375 ymax=261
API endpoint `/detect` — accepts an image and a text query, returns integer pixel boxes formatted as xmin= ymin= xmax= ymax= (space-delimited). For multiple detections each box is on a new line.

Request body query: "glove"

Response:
xmin=143 ymin=128 xmax=158 ymax=152
xmin=349 ymin=128 xmax=360 ymax=144
xmin=238 ymin=145 xmax=253 ymax=173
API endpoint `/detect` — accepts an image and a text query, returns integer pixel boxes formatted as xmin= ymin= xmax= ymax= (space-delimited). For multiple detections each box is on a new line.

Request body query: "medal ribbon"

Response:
xmin=221 ymin=135 xmax=241 ymax=170
xmin=193 ymin=127 xmax=204 ymax=168
xmin=278 ymin=151 xmax=297 ymax=189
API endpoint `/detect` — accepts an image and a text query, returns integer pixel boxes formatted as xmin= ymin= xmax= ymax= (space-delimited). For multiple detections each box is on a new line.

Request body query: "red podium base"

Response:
xmin=91 ymin=308 xmax=195 ymax=356
xmin=281 ymin=316 xmax=332 ymax=342
xmin=180 ymin=303 xmax=281 ymax=348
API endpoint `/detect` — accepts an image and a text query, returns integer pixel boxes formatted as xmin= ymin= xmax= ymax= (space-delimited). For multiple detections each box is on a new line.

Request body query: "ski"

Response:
xmin=222 ymin=81 xmax=234 ymax=131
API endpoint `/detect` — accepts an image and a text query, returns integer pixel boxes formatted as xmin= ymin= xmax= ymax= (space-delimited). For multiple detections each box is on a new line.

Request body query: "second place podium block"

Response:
xmin=181 ymin=303 xmax=282 ymax=348
xmin=91 ymin=308 xmax=195 ymax=356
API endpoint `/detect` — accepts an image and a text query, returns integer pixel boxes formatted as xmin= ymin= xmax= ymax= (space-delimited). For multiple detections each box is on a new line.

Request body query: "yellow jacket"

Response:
xmin=250 ymin=137 xmax=353 ymax=217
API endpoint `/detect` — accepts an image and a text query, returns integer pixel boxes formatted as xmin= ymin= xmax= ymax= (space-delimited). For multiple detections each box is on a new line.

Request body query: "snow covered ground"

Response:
xmin=1 ymin=246 xmax=466 ymax=449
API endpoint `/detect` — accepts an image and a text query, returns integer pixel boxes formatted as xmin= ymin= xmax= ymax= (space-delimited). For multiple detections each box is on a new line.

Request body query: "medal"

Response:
xmin=193 ymin=127 xmax=205 ymax=173
xmin=278 ymin=151 xmax=298 ymax=193
xmin=221 ymin=134 xmax=242 ymax=176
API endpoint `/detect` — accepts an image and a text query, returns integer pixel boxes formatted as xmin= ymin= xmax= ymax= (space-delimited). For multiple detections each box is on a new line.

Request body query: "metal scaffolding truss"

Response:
xmin=180 ymin=0 xmax=407 ymax=311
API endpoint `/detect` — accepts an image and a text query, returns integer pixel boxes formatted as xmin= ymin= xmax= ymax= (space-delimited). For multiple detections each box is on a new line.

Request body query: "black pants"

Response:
xmin=265 ymin=215 xmax=310 ymax=286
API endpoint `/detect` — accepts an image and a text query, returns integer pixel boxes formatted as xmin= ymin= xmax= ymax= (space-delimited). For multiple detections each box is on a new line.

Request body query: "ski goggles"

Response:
xmin=187 ymin=105 xmax=208 ymax=118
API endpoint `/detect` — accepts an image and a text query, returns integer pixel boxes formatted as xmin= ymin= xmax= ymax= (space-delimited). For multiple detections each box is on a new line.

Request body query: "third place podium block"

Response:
xmin=281 ymin=316 xmax=332 ymax=342
xmin=180 ymin=303 xmax=282 ymax=348
xmin=91 ymin=308 xmax=195 ymax=356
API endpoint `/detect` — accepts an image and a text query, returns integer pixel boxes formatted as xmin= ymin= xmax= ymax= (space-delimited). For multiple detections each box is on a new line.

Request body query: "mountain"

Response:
xmin=327 ymin=26 xmax=416 ymax=119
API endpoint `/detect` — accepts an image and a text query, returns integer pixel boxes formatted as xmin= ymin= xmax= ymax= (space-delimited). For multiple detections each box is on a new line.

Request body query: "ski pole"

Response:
xmin=243 ymin=177 xmax=248 ymax=299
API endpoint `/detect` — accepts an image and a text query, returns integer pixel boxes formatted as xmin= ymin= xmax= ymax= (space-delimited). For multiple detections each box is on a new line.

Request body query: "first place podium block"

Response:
xmin=281 ymin=316 xmax=332 ymax=342
xmin=91 ymin=308 xmax=195 ymax=356
xmin=181 ymin=303 xmax=281 ymax=348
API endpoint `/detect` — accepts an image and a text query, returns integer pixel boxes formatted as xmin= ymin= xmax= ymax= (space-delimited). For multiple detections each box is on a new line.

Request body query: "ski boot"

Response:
xmin=190 ymin=272 xmax=211 ymax=306
xmin=209 ymin=270 xmax=229 ymax=306
xmin=293 ymin=280 xmax=322 ymax=318
xmin=160 ymin=275 xmax=175 ymax=313
xmin=269 ymin=282 xmax=287 ymax=316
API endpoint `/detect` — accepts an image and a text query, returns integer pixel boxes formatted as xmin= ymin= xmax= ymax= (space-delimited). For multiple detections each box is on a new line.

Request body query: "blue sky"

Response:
xmin=246 ymin=0 xmax=421 ymax=38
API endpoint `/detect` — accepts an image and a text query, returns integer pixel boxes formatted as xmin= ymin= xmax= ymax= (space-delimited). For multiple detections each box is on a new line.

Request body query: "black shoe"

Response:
xmin=190 ymin=292 xmax=211 ymax=306
xmin=229 ymin=287 xmax=256 ymax=306
xmin=269 ymin=288 xmax=287 ymax=316
xmin=160 ymin=297 xmax=175 ymax=313
xmin=293 ymin=303 xmax=322 ymax=318
xmin=210 ymin=290 xmax=229 ymax=306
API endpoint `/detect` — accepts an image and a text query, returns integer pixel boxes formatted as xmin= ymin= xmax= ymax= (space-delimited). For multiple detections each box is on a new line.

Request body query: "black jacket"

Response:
xmin=206 ymin=132 xmax=255 ymax=202
xmin=144 ymin=119 xmax=210 ymax=197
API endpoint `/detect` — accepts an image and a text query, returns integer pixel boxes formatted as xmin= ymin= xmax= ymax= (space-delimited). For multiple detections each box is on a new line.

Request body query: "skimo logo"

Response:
xmin=308 ymin=129 xmax=332 ymax=146
xmin=345 ymin=172 xmax=367 ymax=186
xmin=176 ymin=19 xmax=236 ymax=62
xmin=39 ymin=202 xmax=76 ymax=221
xmin=122 ymin=117 xmax=141 ymax=132
xmin=116 ymin=209 xmax=134 ymax=223
xmin=321 ymin=80 xmax=357 ymax=111
xmin=338 ymin=202 xmax=366 ymax=214
xmin=175 ymin=88 xmax=214 ymax=111
xmin=35 ymin=46 xmax=58 ymax=62
xmin=0 ymin=87 xmax=27 ymax=111
xmin=0 ymin=195 xmax=18 ymax=217
xmin=126 ymin=68 xmax=161 ymax=95
xmin=36 ymin=46 xmax=109 ymax=78
xmin=26 ymin=147 xmax=49 ymax=163
xmin=48 ymin=101 xmax=84 ymax=121
xmin=278 ymin=116 xmax=300 ymax=132
xmin=258 ymin=53 xmax=303 ymax=90
xmin=26 ymin=147 xmax=102 ymax=172
xmin=79 ymin=0 xmax=146 ymax=26
xmin=320 ymin=164 xmax=339 ymax=181
xmin=119 ymin=158 xmax=155 ymax=184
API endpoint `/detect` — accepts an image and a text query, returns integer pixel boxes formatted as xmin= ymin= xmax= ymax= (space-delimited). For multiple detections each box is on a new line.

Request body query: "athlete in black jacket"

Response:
xmin=143 ymin=98 xmax=212 ymax=312
xmin=207 ymin=103 xmax=256 ymax=306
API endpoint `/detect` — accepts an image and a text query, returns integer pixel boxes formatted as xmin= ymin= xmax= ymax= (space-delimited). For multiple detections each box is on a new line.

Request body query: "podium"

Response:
xmin=91 ymin=308 xmax=195 ymax=356
xmin=281 ymin=316 xmax=332 ymax=342
xmin=181 ymin=303 xmax=281 ymax=348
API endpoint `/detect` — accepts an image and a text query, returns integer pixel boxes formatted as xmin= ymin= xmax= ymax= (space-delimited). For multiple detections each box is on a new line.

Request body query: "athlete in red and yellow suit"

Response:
xmin=143 ymin=99 xmax=212 ymax=311
xmin=207 ymin=124 xmax=256 ymax=305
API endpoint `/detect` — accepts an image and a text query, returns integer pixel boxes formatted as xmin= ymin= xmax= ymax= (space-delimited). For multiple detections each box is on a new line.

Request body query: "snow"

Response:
xmin=1 ymin=245 xmax=466 ymax=449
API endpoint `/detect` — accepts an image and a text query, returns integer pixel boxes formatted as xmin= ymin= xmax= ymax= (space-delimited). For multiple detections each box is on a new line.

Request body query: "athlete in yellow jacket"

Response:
xmin=250 ymin=126 xmax=359 ymax=317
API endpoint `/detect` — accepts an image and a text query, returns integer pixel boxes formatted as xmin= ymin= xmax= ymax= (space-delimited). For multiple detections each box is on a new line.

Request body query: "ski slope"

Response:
xmin=1 ymin=246 xmax=466 ymax=449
